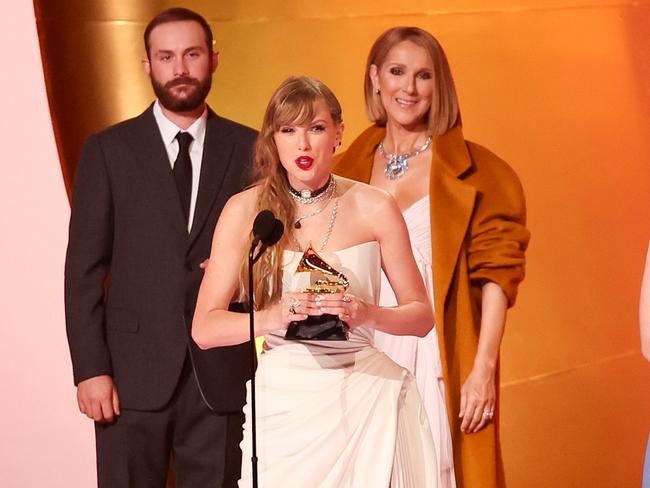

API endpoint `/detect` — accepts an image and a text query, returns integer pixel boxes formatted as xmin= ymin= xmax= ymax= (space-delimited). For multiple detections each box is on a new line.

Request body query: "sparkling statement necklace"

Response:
xmin=378 ymin=135 xmax=433 ymax=180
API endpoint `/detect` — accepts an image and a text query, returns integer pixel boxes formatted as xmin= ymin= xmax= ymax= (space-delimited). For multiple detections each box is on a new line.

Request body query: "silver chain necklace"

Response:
xmin=378 ymin=135 xmax=432 ymax=180
xmin=292 ymin=189 xmax=339 ymax=252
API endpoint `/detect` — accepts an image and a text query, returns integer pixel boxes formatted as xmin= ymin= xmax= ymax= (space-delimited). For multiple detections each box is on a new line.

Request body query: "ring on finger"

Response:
xmin=482 ymin=409 xmax=494 ymax=419
xmin=342 ymin=295 xmax=352 ymax=303
xmin=287 ymin=297 xmax=301 ymax=315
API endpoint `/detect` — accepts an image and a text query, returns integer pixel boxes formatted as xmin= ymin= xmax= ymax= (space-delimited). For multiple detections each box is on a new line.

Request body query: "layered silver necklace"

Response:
xmin=291 ymin=190 xmax=339 ymax=252
xmin=288 ymin=175 xmax=339 ymax=251
xmin=293 ymin=178 xmax=337 ymax=229
xmin=378 ymin=135 xmax=433 ymax=180
xmin=288 ymin=175 xmax=334 ymax=205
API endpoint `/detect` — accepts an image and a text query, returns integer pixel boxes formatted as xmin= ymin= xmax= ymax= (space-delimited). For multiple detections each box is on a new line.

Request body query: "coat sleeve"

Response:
xmin=466 ymin=145 xmax=530 ymax=307
xmin=64 ymin=134 xmax=114 ymax=385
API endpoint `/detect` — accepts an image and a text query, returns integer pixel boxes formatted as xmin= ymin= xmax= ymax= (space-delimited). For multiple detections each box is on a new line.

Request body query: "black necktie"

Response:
xmin=173 ymin=131 xmax=193 ymax=226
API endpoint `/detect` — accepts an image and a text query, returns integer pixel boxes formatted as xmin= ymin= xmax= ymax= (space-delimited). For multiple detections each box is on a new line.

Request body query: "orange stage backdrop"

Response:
xmin=34 ymin=1 xmax=650 ymax=486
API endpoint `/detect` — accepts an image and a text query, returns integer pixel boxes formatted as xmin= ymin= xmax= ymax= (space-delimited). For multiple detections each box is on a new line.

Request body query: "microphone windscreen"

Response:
xmin=252 ymin=210 xmax=276 ymax=242
xmin=265 ymin=219 xmax=285 ymax=247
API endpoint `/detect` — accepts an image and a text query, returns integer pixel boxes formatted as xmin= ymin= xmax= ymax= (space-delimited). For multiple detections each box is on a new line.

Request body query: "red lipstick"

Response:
xmin=295 ymin=156 xmax=314 ymax=170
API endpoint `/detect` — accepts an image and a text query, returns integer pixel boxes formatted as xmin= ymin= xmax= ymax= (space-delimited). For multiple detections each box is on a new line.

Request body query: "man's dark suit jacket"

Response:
xmin=65 ymin=104 xmax=257 ymax=413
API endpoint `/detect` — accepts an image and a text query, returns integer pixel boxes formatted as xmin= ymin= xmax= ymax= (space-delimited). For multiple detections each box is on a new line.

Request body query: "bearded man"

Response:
xmin=64 ymin=8 xmax=256 ymax=487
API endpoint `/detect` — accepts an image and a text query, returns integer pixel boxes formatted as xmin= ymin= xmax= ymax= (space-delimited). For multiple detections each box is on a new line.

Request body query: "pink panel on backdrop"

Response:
xmin=0 ymin=3 xmax=95 ymax=487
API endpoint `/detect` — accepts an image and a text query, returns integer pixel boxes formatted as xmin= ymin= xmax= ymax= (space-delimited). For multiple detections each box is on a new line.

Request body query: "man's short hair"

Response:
xmin=144 ymin=7 xmax=213 ymax=58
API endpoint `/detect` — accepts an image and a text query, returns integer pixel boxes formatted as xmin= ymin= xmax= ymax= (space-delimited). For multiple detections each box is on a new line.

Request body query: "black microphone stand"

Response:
xmin=248 ymin=241 xmax=261 ymax=488
xmin=247 ymin=215 xmax=284 ymax=488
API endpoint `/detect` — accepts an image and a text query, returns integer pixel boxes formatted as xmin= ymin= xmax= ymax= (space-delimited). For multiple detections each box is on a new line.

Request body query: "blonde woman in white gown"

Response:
xmin=192 ymin=76 xmax=440 ymax=487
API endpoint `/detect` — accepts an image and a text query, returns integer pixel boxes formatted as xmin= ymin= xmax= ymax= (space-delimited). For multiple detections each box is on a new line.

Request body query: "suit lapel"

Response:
xmin=430 ymin=126 xmax=476 ymax=328
xmin=188 ymin=110 xmax=233 ymax=246
xmin=124 ymin=106 xmax=188 ymax=237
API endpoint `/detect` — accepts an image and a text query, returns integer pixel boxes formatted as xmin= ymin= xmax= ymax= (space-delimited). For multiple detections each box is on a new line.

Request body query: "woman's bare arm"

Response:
xmin=192 ymin=190 xmax=285 ymax=348
xmin=319 ymin=187 xmax=433 ymax=337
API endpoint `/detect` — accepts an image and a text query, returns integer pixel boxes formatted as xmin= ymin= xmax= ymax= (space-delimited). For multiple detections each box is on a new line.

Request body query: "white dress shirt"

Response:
xmin=153 ymin=99 xmax=207 ymax=232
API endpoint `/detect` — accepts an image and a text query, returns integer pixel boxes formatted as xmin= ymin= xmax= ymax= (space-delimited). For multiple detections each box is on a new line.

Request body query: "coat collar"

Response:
xmin=434 ymin=125 xmax=473 ymax=177
xmin=334 ymin=124 xmax=473 ymax=181
xmin=429 ymin=125 xmax=476 ymax=320
xmin=333 ymin=125 xmax=379 ymax=183
xmin=335 ymin=124 xmax=476 ymax=331
xmin=430 ymin=161 xmax=476 ymax=325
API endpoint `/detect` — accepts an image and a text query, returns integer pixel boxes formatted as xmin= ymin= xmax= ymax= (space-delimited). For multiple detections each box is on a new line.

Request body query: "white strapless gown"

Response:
xmin=374 ymin=196 xmax=456 ymax=487
xmin=238 ymin=241 xmax=440 ymax=487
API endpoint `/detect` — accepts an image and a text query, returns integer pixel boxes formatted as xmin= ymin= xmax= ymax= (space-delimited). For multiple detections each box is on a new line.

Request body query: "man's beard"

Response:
xmin=152 ymin=74 xmax=212 ymax=112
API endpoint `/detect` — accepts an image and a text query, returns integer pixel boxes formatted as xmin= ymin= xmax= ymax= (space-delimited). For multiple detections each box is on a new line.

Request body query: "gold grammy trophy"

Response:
xmin=285 ymin=246 xmax=350 ymax=340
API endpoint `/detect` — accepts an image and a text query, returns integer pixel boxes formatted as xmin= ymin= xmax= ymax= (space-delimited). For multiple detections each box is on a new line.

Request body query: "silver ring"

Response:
xmin=342 ymin=295 xmax=352 ymax=303
xmin=483 ymin=410 xmax=494 ymax=419
xmin=287 ymin=297 xmax=300 ymax=315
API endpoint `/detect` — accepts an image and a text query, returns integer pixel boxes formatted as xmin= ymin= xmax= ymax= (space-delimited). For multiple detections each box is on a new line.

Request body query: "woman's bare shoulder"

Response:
xmin=336 ymin=176 xmax=401 ymax=236
xmin=217 ymin=186 xmax=262 ymax=233
xmin=224 ymin=186 xmax=260 ymax=214
xmin=336 ymin=176 xmax=394 ymax=209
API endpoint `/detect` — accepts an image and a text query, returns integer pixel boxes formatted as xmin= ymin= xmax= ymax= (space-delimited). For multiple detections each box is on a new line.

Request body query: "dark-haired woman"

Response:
xmin=334 ymin=27 xmax=530 ymax=488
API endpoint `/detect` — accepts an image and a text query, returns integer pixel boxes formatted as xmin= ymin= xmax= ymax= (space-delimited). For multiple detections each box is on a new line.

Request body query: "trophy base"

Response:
xmin=284 ymin=314 xmax=349 ymax=341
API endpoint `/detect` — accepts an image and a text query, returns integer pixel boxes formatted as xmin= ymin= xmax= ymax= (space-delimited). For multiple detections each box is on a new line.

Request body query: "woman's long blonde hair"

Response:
xmin=241 ymin=76 xmax=343 ymax=309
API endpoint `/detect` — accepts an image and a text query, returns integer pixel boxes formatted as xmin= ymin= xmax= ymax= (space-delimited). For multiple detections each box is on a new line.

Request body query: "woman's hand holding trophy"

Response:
xmin=308 ymin=293 xmax=371 ymax=330
xmin=282 ymin=246 xmax=371 ymax=341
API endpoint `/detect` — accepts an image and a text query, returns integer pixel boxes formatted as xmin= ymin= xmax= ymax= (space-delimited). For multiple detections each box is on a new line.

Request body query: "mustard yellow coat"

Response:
xmin=334 ymin=125 xmax=530 ymax=488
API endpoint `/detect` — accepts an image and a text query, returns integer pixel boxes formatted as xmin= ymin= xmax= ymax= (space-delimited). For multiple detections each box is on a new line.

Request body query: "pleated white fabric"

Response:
xmin=238 ymin=242 xmax=440 ymax=487
xmin=374 ymin=196 xmax=456 ymax=487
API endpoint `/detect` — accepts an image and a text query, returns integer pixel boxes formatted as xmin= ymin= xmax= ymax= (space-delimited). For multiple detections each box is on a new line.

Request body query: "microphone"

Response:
xmin=253 ymin=219 xmax=284 ymax=264
xmin=247 ymin=210 xmax=284 ymax=488
xmin=266 ymin=219 xmax=284 ymax=247
xmin=251 ymin=209 xmax=277 ymax=249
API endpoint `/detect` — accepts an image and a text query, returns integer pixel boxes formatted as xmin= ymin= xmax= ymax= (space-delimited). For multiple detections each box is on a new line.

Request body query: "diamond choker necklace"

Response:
xmin=287 ymin=175 xmax=334 ymax=205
